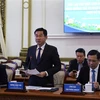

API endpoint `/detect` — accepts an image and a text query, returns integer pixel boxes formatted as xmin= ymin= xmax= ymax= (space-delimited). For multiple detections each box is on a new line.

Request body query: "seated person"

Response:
xmin=77 ymin=50 xmax=100 ymax=90
xmin=0 ymin=64 xmax=8 ymax=85
xmin=67 ymin=48 xmax=88 ymax=78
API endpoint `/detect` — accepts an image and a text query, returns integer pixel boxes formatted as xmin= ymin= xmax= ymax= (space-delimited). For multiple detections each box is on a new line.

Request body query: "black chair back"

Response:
xmin=0 ymin=64 xmax=8 ymax=85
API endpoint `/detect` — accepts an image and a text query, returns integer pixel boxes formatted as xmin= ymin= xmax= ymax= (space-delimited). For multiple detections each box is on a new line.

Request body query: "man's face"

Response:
xmin=76 ymin=52 xmax=85 ymax=63
xmin=35 ymin=31 xmax=47 ymax=47
xmin=87 ymin=55 xmax=99 ymax=69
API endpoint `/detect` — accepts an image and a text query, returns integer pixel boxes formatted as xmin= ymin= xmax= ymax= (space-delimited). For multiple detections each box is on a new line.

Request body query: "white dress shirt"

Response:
xmin=36 ymin=43 xmax=48 ymax=76
xmin=89 ymin=64 xmax=99 ymax=83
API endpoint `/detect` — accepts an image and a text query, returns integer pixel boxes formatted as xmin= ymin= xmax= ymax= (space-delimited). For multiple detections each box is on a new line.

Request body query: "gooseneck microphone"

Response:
xmin=24 ymin=56 xmax=32 ymax=70
xmin=27 ymin=56 xmax=32 ymax=69
xmin=23 ymin=56 xmax=32 ymax=85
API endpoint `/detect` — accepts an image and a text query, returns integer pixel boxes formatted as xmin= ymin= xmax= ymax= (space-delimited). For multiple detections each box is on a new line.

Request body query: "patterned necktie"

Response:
xmin=92 ymin=69 xmax=95 ymax=90
xmin=37 ymin=48 xmax=41 ymax=64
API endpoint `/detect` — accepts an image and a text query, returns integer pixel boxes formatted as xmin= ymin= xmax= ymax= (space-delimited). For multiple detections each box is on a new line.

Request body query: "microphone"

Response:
xmin=23 ymin=56 xmax=32 ymax=85
xmin=24 ymin=56 xmax=32 ymax=70
xmin=22 ymin=56 xmax=32 ymax=75
xmin=27 ymin=56 xmax=32 ymax=69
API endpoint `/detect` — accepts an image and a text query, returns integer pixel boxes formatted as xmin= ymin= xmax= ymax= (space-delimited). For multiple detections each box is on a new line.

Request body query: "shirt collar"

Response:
xmin=37 ymin=43 xmax=46 ymax=50
xmin=77 ymin=60 xmax=84 ymax=64
xmin=90 ymin=64 xmax=99 ymax=72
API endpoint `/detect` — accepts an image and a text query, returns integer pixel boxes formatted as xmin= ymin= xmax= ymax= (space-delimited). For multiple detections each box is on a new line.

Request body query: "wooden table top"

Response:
xmin=64 ymin=76 xmax=77 ymax=84
xmin=66 ymin=77 xmax=76 ymax=82
xmin=0 ymin=88 xmax=100 ymax=100
xmin=15 ymin=75 xmax=29 ymax=80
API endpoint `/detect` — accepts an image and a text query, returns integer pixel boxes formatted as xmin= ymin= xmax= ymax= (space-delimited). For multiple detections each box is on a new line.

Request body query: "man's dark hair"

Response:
xmin=34 ymin=27 xmax=47 ymax=36
xmin=87 ymin=50 xmax=100 ymax=60
xmin=75 ymin=48 xmax=85 ymax=56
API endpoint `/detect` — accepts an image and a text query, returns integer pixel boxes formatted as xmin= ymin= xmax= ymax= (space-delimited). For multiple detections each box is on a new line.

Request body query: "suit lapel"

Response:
xmin=38 ymin=44 xmax=48 ymax=63
xmin=97 ymin=65 xmax=100 ymax=83
xmin=32 ymin=45 xmax=37 ymax=61
xmin=87 ymin=67 xmax=90 ymax=82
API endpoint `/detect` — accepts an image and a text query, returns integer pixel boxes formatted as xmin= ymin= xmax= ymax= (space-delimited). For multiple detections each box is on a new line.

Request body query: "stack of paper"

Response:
xmin=21 ymin=68 xmax=40 ymax=75
xmin=26 ymin=86 xmax=52 ymax=90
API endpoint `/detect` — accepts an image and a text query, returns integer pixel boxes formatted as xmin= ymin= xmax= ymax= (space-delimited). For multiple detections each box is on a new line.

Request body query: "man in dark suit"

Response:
xmin=67 ymin=48 xmax=88 ymax=78
xmin=24 ymin=28 xmax=61 ymax=87
xmin=77 ymin=50 xmax=100 ymax=90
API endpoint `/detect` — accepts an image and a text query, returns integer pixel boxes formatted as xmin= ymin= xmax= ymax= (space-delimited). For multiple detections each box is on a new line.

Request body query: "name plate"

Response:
xmin=63 ymin=84 xmax=82 ymax=93
xmin=7 ymin=82 xmax=26 ymax=91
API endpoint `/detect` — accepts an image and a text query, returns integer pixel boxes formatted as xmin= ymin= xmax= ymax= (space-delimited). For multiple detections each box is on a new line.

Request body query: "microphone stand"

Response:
xmin=23 ymin=56 xmax=32 ymax=85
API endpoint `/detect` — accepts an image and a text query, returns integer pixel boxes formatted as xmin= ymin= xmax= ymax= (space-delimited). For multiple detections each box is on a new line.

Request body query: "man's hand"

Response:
xmin=36 ymin=71 xmax=46 ymax=77
xmin=69 ymin=71 xmax=77 ymax=78
xmin=77 ymin=82 xmax=82 ymax=85
xmin=93 ymin=82 xmax=99 ymax=89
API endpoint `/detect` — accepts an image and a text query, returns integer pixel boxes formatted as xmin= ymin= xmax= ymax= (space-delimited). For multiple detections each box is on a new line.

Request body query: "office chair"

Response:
xmin=0 ymin=64 xmax=8 ymax=85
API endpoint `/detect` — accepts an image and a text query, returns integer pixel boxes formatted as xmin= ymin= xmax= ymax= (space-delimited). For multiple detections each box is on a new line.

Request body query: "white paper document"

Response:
xmin=21 ymin=68 xmax=40 ymax=75
xmin=26 ymin=86 xmax=52 ymax=90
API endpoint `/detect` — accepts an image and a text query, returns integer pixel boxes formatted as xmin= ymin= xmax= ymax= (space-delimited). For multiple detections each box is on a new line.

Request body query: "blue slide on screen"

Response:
xmin=64 ymin=0 xmax=100 ymax=33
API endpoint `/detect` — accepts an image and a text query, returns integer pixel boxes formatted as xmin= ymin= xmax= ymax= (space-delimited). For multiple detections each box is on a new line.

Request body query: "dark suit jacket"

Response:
xmin=24 ymin=43 xmax=61 ymax=86
xmin=0 ymin=64 xmax=8 ymax=85
xmin=77 ymin=65 xmax=100 ymax=85
xmin=67 ymin=58 xmax=88 ymax=74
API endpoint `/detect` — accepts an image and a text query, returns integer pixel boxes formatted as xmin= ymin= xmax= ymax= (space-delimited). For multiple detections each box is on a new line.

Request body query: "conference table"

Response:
xmin=14 ymin=75 xmax=77 ymax=85
xmin=65 ymin=76 xmax=77 ymax=83
xmin=0 ymin=87 xmax=100 ymax=100
xmin=14 ymin=75 xmax=29 ymax=85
